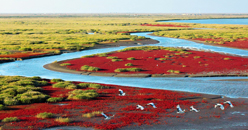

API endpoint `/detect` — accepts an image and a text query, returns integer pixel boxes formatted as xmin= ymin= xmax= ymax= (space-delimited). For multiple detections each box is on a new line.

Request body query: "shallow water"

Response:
xmin=0 ymin=32 xmax=248 ymax=98
xmin=161 ymin=18 xmax=248 ymax=25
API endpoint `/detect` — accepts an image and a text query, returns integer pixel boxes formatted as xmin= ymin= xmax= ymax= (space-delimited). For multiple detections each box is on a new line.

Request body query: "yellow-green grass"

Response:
xmin=0 ymin=76 xmax=50 ymax=106
xmin=0 ymin=15 xmax=248 ymax=56
xmin=54 ymin=117 xmax=71 ymax=123
xmin=2 ymin=117 xmax=19 ymax=122
xmin=82 ymin=111 xmax=102 ymax=118
xmin=36 ymin=112 xmax=54 ymax=119
xmin=0 ymin=17 xmax=192 ymax=54
xmin=67 ymin=89 xmax=99 ymax=100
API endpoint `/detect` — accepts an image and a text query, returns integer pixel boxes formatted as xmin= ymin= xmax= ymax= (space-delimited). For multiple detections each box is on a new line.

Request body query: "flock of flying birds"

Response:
xmin=101 ymin=89 xmax=234 ymax=119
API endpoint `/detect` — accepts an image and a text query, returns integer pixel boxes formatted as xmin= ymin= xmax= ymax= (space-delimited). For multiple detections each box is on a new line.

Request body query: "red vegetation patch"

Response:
xmin=64 ymin=49 xmax=248 ymax=75
xmin=141 ymin=24 xmax=190 ymax=28
xmin=194 ymin=38 xmax=248 ymax=49
xmin=0 ymin=52 xmax=48 ymax=58
xmin=0 ymin=80 xmax=201 ymax=129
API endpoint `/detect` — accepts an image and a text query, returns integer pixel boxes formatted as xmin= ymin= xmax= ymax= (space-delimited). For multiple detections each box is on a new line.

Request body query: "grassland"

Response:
xmin=0 ymin=17 xmax=189 ymax=53
xmin=1 ymin=14 xmax=248 ymax=60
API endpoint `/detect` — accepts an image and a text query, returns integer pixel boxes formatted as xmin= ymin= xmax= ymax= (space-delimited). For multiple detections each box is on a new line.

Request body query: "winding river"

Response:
xmin=1 ymin=20 xmax=248 ymax=98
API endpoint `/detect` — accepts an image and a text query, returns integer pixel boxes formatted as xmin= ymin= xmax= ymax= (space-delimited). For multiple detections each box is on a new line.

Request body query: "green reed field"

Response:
xmin=0 ymin=17 xmax=188 ymax=54
xmin=0 ymin=14 xmax=248 ymax=55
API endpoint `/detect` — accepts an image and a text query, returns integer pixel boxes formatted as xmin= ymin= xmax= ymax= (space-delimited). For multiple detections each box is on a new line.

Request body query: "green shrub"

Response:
xmin=1 ymin=88 xmax=17 ymax=96
xmin=16 ymin=90 xmax=50 ymax=104
xmin=158 ymin=58 xmax=167 ymax=60
xmin=111 ymin=59 xmax=123 ymax=62
xmin=217 ymin=41 xmax=225 ymax=44
xmin=175 ymin=53 xmax=182 ymax=55
xmin=54 ymin=50 xmax=61 ymax=54
xmin=82 ymin=111 xmax=102 ymax=118
xmin=47 ymin=97 xmax=63 ymax=102
xmin=167 ymin=70 xmax=174 ymax=73
xmin=194 ymin=56 xmax=201 ymax=59
xmin=60 ymin=63 xmax=71 ymax=66
xmin=55 ymin=117 xmax=71 ymax=123
xmin=36 ymin=112 xmax=54 ymax=119
xmin=106 ymin=56 xmax=118 ymax=59
xmin=88 ymin=84 xmax=108 ymax=89
xmin=88 ymin=66 xmax=100 ymax=71
xmin=80 ymin=65 xmax=100 ymax=71
xmin=25 ymin=86 xmax=43 ymax=91
xmin=114 ymin=68 xmax=127 ymax=72
xmin=125 ymin=63 xmax=133 ymax=66
xmin=114 ymin=68 xmax=142 ymax=72
xmin=68 ymin=89 xmax=99 ymax=100
xmin=81 ymin=65 xmax=90 ymax=70
xmin=77 ymin=83 xmax=90 ymax=89
xmin=4 ymin=98 xmax=19 ymax=106
xmin=98 ymin=53 xmax=108 ymax=57
xmin=51 ymin=79 xmax=64 ymax=82
xmin=127 ymin=57 xmax=135 ymax=60
xmin=167 ymin=70 xmax=180 ymax=73
xmin=224 ymin=57 xmax=231 ymax=60
xmin=81 ymin=55 xmax=95 ymax=58
xmin=127 ymin=68 xmax=142 ymax=72
xmin=0 ymin=76 xmax=59 ymax=105
xmin=18 ymin=97 xmax=33 ymax=104
xmin=15 ymin=80 xmax=35 ymax=86
xmin=35 ymin=80 xmax=49 ymax=86
xmin=184 ymin=52 xmax=192 ymax=54
xmin=31 ymin=76 xmax=41 ymax=80
xmin=66 ymin=84 xmax=77 ymax=89
xmin=52 ymin=81 xmax=77 ymax=89
xmin=2 ymin=117 xmax=19 ymax=122
xmin=0 ymin=94 xmax=14 ymax=102
xmin=0 ymin=104 xmax=5 ymax=110
xmin=174 ymin=70 xmax=181 ymax=74
xmin=19 ymin=47 xmax=32 ymax=51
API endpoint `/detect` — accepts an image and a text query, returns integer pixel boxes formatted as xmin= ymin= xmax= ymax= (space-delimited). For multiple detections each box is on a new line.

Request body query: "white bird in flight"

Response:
xmin=136 ymin=105 xmax=144 ymax=110
xmin=224 ymin=101 xmax=234 ymax=108
xmin=214 ymin=103 xmax=225 ymax=110
xmin=147 ymin=102 xmax=157 ymax=108
xmin=118 ymin=89 xmax=125 ymax=96
xmin=190 ymin=106 xmax=200 ymax=112
xmin=176 ymin=104 xmax=185 ymax=113
xmin=101 ymin=112 xmax=114 ymax=120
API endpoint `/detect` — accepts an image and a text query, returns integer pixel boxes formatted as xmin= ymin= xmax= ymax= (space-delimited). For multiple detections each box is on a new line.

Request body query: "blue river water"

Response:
xmin=161 ymin=18 xmax=248 ymax=25
xmin=0 ymin=32 xmax=248 ymax=98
